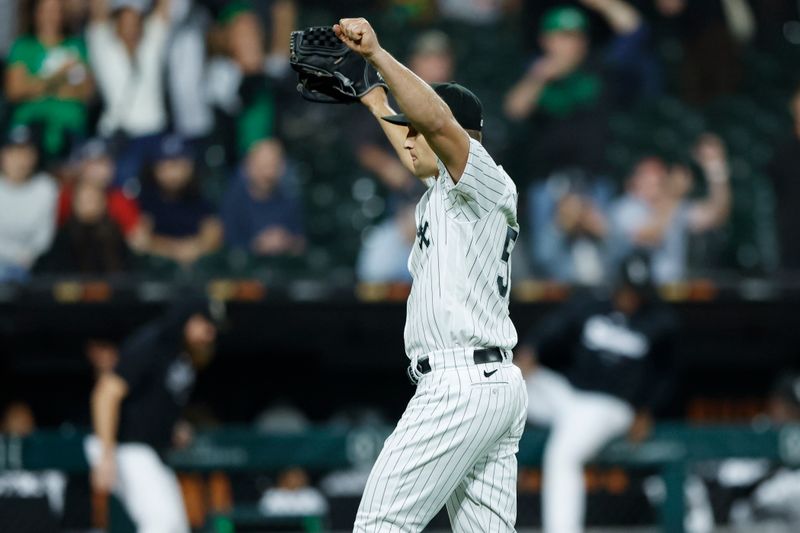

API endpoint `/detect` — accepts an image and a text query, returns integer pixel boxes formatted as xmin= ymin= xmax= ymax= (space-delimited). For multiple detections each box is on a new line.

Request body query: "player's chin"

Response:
xmin=412 ymin=161 xmax=437 ymax=179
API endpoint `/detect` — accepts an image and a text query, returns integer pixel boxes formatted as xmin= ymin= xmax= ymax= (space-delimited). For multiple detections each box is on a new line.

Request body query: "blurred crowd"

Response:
xmin=0 ymin=0 xmax=797 ymax=286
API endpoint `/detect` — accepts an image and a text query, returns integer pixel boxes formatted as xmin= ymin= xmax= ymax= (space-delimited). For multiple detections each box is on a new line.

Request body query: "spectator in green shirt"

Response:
xmin=4 ymin=0 xmax=95 ymax=161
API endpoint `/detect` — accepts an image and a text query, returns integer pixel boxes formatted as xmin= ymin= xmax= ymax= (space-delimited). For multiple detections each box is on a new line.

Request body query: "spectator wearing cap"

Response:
xmin=36 ymin=181 xmax=133 ymax=275
xmin=221 ymin=139 xmax=304 ymax=256
xmin=0 ymin=126 xmax=57 ymax=282
xmin=408 ymin=30 xmax=454 ymax=85
xmin=87 ymin=0 xmax=172 ymax=187
xmin=436 ymin=0 xmax=515 ymax=25
xmin=134 ymin=135 xmax=222 ymax=266
xmin=57 ymin=138 xmax=141 ymax=238
xmin=504 ymin=1 xmax=659 ymax=283
xmin=4 ymin=0 xmax=95 ymax=161
xmin=608 ymin=134 xmax=731 ymax=283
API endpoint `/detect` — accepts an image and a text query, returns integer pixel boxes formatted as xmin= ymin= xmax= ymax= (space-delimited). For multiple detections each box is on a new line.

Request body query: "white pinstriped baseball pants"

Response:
xmin=354 ymin=348 xmax=528 ymax=533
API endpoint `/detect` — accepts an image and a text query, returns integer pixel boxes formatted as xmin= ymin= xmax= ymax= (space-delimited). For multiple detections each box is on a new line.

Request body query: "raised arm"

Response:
xmin=154 ymin=0 xmax=172 ymax=21
xmin=89 ymin=0 xmax=110 ymax=22
xmin=687 ymin=134 xmax=731 ymax=233
xmin=579 ymin=0 xmax=641 ymax=35
xmin=360 ymin=88 xmax=416 ymax=176
xmin=335 ymin=18 xmax=470 ymax=182
xmin=90 ymin=372 xmax=129 ymax=492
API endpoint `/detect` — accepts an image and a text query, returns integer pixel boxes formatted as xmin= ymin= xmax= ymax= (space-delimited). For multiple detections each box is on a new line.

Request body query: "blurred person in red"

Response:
xmin=608 ymin=134 xmax=731 ymax=283
xmin=36 ymin=181 xmax=133 ymax=274
xmin=769 ymin=84 xmax=800 ymax=273
xmin=87 ymin=296 xmax=222 ymax=533
xmin=221 ymin=138 xmax=305 ymax=256
xmin=0 ymin=125 xmax=57 ymax=282
xmin=57 ymin=138 xmax=141 ymax=239
xmin=516 ymin=252 xmax=679 ymax=533
xmin=133 ymin=135 xmax=223 ymax=266
xmin=87 ymin=0 xmax=172 ymax=188
xmin=4 ymin=0 xmax=95 ymax=161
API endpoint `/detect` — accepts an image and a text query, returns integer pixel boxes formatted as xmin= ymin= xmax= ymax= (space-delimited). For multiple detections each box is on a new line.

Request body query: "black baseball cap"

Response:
xmin=382 ymin=82 xmax=484 ymax=132
xmin=2 ymin=125 xmax=37 ymax=148
xmin=155 ymin=134 xmax=194 ymax=161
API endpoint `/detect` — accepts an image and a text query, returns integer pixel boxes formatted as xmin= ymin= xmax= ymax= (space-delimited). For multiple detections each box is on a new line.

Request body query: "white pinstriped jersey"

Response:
xmin=404 ymin=138 xmax=520 ymax=360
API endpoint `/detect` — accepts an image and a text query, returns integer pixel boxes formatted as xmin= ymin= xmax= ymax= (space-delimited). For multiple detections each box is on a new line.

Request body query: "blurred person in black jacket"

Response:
xmin=515 ymin=252 xmax=678 ymax=533
xmin=36 ymin=181 xmax=132 ymax=275
xmin=769 ymin=84 xmax=800 ymax=273
xmin=85 ymin=296 xmax=222 ymax=533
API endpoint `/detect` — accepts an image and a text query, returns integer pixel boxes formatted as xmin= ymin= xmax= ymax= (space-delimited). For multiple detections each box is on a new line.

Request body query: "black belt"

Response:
xmin=413 ymin=347 xmax=504 ymax=377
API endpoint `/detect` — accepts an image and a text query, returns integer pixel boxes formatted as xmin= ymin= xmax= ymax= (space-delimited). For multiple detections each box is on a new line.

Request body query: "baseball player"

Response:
xmin=515 ymin=252 xmax=678 ymax=533
xmin=334 ymin=17 xmax=528 ymax=533
xmin=86 ymin=296 xmax=221 ymax=532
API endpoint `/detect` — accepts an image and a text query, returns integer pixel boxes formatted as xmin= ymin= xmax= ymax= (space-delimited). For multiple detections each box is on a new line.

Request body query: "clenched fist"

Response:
xmin=334 ymin=18 xmax=381 ymax=59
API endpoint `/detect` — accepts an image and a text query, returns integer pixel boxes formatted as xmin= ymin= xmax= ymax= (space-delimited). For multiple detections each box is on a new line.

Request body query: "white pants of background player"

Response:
xmin=354 ymin=347 xmax=528 ymax=533
xmin=526 ymin=367 xmax=635 ymax=533
xmin=84 ymin=435 xmax=189 ymax=533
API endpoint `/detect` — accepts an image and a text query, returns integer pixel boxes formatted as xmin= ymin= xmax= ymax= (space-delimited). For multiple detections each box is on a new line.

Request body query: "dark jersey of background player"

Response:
xmin=526 ymin=285 xmax=678 ymax=412
xmin=114 ymin=300 xmax=205 ymax=450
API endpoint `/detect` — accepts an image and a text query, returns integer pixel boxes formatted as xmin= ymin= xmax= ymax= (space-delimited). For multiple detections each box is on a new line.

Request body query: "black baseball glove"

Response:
xmin=289 ymin=26 xmax=387 ymax=104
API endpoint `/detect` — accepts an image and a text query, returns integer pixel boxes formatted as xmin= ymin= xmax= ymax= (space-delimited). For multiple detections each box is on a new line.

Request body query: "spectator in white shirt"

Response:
xmin=0 ymin=126 xmax=58 ymax=282
xmin=166 ymin=0 xmax=214 ymax=140
xmin=87 ymin=0 xmax=172 ymax=189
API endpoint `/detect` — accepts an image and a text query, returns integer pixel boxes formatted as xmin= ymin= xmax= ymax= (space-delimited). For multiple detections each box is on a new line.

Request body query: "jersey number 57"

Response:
xmin=497 ymin=227 xmax=519 ymax=297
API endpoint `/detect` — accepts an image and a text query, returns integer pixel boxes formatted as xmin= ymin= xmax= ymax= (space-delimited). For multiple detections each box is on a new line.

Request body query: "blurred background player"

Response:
xmin=86 ymin=295 xmax=222 ymax=532
xmin=515 ymin=252 xmax=678 ymax=533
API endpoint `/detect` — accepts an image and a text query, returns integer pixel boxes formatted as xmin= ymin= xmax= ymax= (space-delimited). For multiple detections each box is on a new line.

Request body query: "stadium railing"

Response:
xmin=3 ymin=424 xmax=800 ymax=532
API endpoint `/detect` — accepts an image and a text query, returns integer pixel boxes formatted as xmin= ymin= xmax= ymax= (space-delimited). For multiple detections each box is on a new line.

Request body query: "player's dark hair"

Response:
xmin=466 ymin=129 xmax=482 ymax=143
